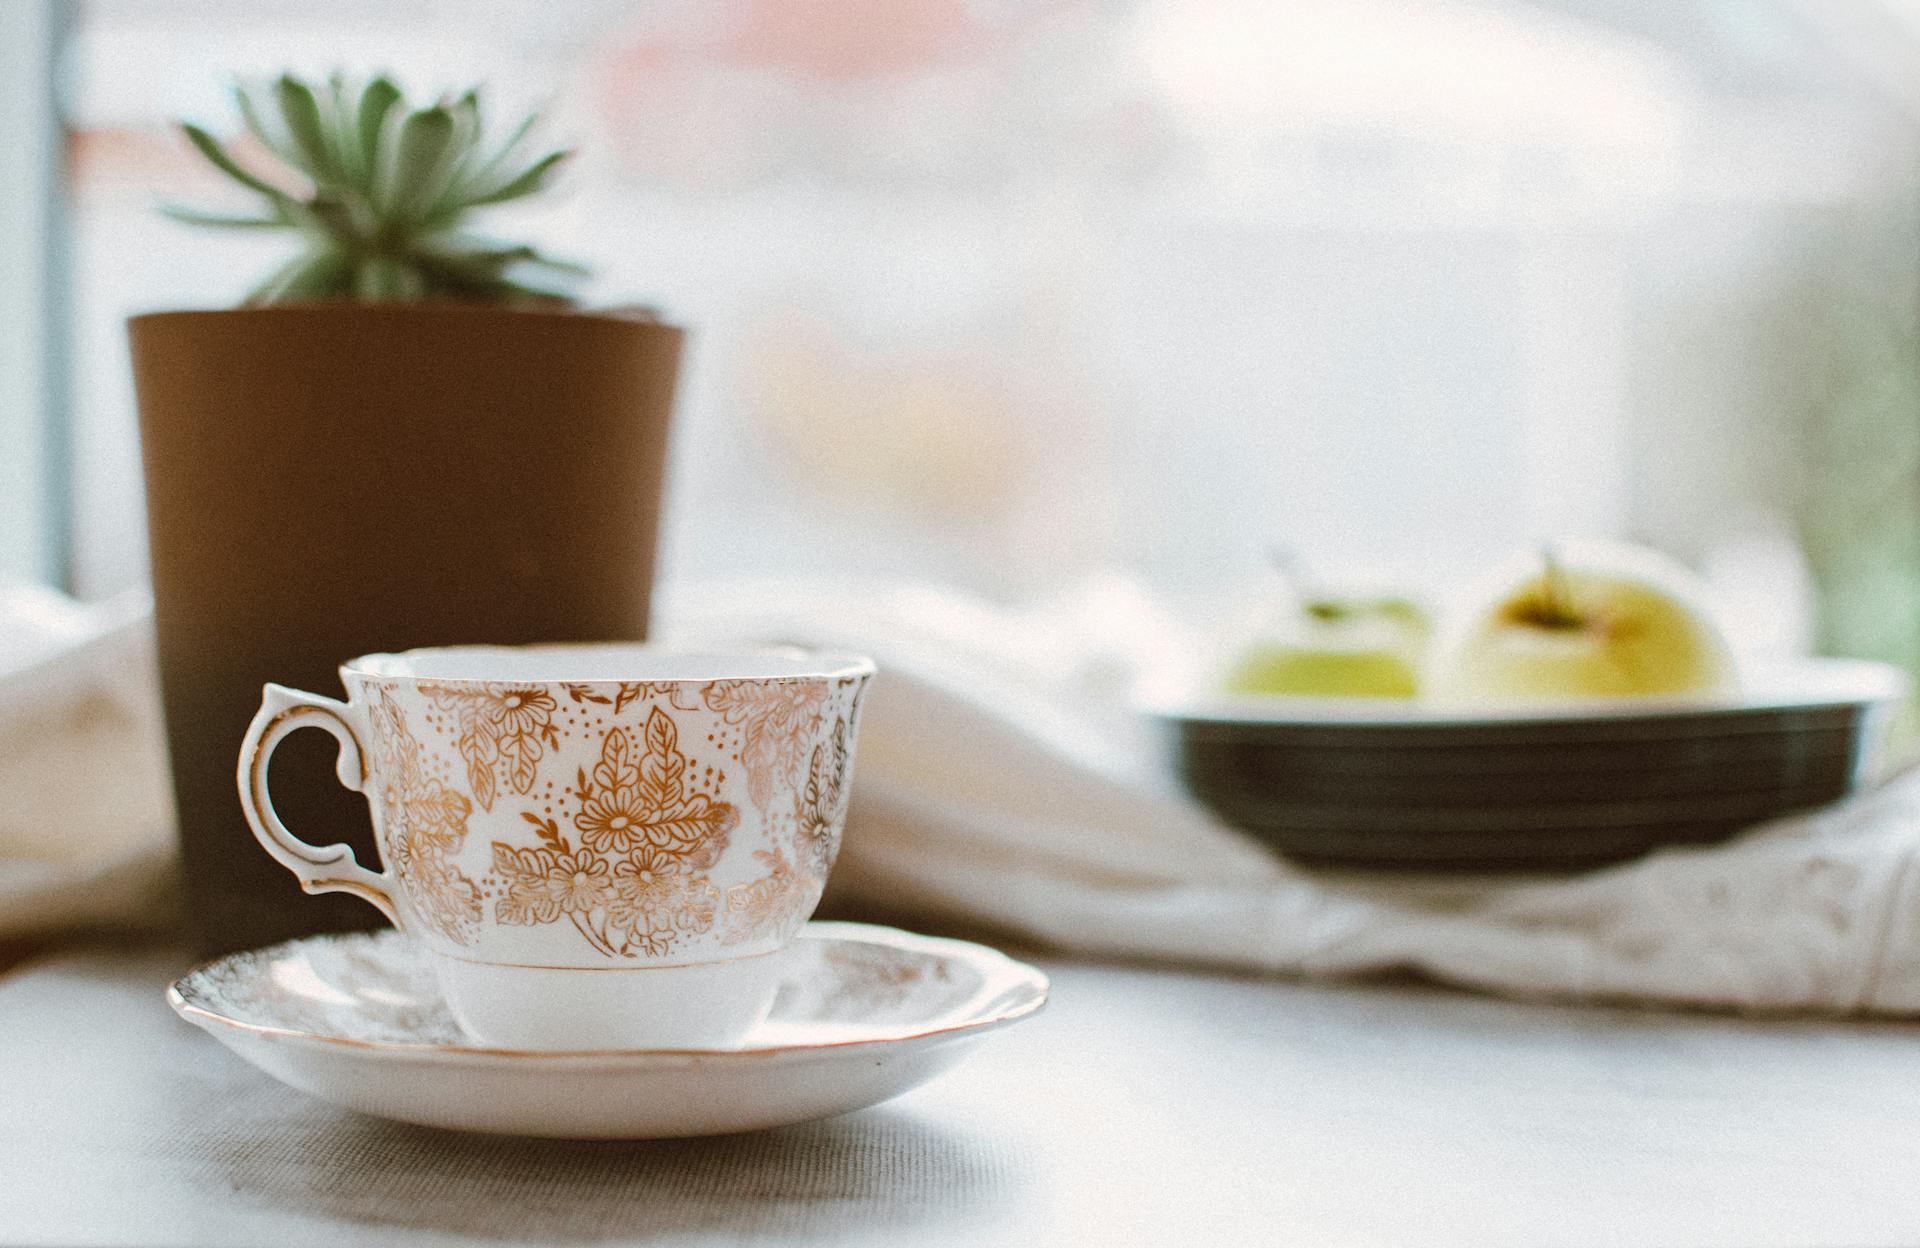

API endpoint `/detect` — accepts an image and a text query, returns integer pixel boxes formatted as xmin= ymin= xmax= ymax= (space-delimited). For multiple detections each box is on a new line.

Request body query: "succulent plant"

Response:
xmin=168 ymin=73 xmax=586 ymax=304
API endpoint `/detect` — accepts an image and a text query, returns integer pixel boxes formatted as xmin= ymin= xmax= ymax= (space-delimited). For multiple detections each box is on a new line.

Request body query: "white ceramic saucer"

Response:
xmin=168 ymin=921 xmax=1048 ymax=1139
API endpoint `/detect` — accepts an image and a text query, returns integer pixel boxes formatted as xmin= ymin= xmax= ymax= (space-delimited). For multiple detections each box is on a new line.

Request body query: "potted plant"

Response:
xmin=129 ymin=74 xmax=684 ymax=954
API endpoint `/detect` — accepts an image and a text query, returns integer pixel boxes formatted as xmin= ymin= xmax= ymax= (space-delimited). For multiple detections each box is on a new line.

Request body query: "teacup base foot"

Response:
xmin=432 ymin=948 xmax=788 ymax=1051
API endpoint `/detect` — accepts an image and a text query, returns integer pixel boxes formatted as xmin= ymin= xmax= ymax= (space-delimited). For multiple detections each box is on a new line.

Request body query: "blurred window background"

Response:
xmin=16 ymin=0 xmax=1920 ymax=675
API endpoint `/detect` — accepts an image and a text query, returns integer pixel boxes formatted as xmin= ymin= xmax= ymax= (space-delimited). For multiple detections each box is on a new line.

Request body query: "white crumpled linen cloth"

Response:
xmin=0 ymin=584 xmax=178 ymax=938
xmin=9 ymin=577 xmax=1920 ymax=1014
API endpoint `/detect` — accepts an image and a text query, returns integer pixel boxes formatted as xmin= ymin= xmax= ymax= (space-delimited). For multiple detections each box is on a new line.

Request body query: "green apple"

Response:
xmin=1222 ymin=597 xmax=1429 ymax=699
xmin=1430 ymin=543 xmax=1738 ymax=704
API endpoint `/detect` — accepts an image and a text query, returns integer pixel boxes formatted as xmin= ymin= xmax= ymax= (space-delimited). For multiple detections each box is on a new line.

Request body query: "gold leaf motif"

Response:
xmin=404 ymin=848 xmax=484 ymax=937
xmin=562 ymin=681 xmax=696 ymax=713
xmin=723 ymin=847 xmax=802 ymax=947
xmin=467 ymin=752 xmax=496 ymax=815
xmin=796 ymin=716 xmax=851 ymax=883
xmin=368 ymin=688 xmax=480 ymax=946
xmin=404 ymin=784 xmax=472 ymax=854
xmin=639 ymin=710 xmax=683 ymax=809
xmin=507 ymin=747 xmax=539 ymax=795
xmin=702 ymin=681 xmax=826 ymax=811
xmin=521 ymin=810 xmax=567 ymax=850
xmin=423 ymin=684 xmax=559 ymax=811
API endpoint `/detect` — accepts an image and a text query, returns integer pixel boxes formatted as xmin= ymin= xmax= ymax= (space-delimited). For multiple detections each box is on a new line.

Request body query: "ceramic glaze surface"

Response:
xmin=240 ymin=645 xmax=874 ymax=968
xmin=349 ymin=655 xmax=870 ymax=964
xmin=166 ymin=923 xmax=1050 ymax=1138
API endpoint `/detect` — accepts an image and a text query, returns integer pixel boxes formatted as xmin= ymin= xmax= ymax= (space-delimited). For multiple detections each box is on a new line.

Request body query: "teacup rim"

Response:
xmin=340 ymin=642 xmax=877 ymax=687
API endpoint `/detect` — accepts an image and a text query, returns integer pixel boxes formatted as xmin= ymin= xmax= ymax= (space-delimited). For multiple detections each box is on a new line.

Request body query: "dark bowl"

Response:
xmin=1150 ymin=658 xmax=1906 ymax=872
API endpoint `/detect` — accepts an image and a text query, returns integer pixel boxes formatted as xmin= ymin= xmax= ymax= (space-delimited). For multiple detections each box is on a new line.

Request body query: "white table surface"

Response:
xmin=4 ymin=940 xmax=1918 ymax=1248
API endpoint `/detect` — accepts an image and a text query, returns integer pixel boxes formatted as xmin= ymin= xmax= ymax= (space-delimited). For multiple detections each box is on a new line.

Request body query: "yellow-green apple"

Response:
xmin=1221 ymin=596 xmax=1430 ymax=699
xmin=1430 ymin=542 xmax=1738 ymax=704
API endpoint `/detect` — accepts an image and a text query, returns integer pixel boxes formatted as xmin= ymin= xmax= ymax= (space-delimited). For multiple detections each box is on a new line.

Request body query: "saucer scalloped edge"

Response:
xmin=168 ymin=921 xmax=1049 ymax=1139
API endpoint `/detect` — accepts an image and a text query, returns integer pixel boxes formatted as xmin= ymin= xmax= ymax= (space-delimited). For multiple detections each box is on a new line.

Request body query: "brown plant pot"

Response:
xmin=129 ymin=304 xmax=683 ymax=955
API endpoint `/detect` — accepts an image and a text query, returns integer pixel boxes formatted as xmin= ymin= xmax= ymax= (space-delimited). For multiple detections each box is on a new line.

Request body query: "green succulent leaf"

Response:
xmin=466 ymin=149 xmax=569 ymax=207
xmin=326 ymin=72 xmax=362 ymax=185
xmin=355 ymin=77 xmax=402 ymax=187
xmin=387 ymin=105 xmax=457 ymax=219
xmin=453 ymin=108 xmax=540 ymax=200
xmin=159 ymin=203 xmax=286 ymax=228
xmin=449 ymin=88 xmax=481 ymax=137
xmin=231 ymin=84 xmax=303 ymax=174
xmin=179 ymin=123 xmax=297 ymax=202
xmin=519 ymin=253 xmax=591 ymax=277
xmin=432 ymin=101 xmax=529 ymax=211
xmin=275 ymin=74 xmax=341 ymax=183
xmin=425 ymin=90 xmax=485 ymax=220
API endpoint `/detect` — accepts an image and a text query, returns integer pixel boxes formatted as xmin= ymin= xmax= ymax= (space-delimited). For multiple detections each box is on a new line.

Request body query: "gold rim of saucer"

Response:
xmin=166 ymin=921 xmax=1049 ymax=1062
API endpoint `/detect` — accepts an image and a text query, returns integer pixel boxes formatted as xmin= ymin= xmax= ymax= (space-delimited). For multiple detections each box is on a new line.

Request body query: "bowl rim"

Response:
xmin=1143 ymin=656 xmax=1908 ymax=728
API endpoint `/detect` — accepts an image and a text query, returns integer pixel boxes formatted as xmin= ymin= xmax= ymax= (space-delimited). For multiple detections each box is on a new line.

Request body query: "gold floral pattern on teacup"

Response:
xmin=702 ymin=680 xmax=826 ymax=811
xmin=422 ymin=683 xmax=561 ymax=811
xmin=485 ymin=706 xmax=738 ymax=959
xmin=796 ymin=716 xmax=852 ymax=883
xmin=243 ymin=649 xmax=872 ymax=980
xmin=560 ymin=680 xmax=701 ymax=714
xmin=571 ymin=711 xmax=736 ymax=866
xmin=723 ymin=847 xmax=803 ymax=947
xmin=368 ymin=689 xmax=482 ymax=946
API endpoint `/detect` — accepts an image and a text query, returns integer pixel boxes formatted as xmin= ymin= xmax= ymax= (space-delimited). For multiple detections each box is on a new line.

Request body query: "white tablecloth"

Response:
xmin=6 ymin=942 xmax=1919 ymax=1247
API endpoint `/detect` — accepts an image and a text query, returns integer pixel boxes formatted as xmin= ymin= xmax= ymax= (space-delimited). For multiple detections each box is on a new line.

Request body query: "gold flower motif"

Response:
xmin=488 ymin=687 xmax=557 ymax=740
xmin=573 ymin=709 xmax=737 ymax=866
xmin=610 ymin=846 xmax=720 ymax=940
xmin=575 ymin=785 xmax=650 ymax=855
xmin=702 ymin=680 xmax=826 ymax=811
xmin=422 ymin=683 xmax=560 ymax=811
xmin=491 ymin=842 xmax=614 ymax=926
xmin=610 ymin=843 xmax=680 ymax=903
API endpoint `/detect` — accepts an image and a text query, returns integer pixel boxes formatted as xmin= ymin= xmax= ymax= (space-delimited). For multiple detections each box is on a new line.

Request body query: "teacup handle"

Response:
xmin=236 ymin=683 xmax=406 ymax=929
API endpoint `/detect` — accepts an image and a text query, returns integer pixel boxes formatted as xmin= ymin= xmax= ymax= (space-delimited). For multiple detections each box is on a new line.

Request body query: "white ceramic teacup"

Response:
xmin=237 ymin=644 xmax=874 ymax=1049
